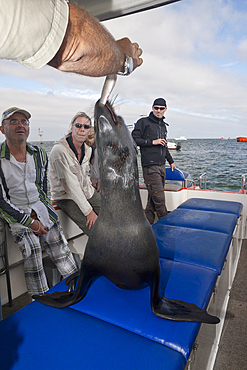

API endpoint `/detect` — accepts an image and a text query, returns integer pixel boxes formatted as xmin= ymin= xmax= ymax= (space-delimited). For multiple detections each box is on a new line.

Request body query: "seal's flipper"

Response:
xmin=152 ymin=296 xmax=220 ymax=324
xmin=65 ymin=271 xmax=80 ymax=292
xmin=32 ymin=291 xmax=78 ymax=308
xmin=33 ymin=263 xmax=100 ymax=308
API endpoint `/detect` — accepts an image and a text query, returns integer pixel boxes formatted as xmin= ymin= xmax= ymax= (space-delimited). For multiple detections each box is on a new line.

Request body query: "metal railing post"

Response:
xmin=199 ymin=173 xmax=207 ymax=189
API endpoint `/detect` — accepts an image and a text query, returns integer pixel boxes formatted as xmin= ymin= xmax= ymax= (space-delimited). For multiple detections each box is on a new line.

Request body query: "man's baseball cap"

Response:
xmin=153 ymin=98 xmax=167 ymax=107
xmin=2 ymin=107 xmax=31 ymax=124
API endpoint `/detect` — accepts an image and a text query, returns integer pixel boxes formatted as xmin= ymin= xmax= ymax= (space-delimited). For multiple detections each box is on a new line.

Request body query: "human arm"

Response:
xmin=166 ymin=150 xmax=175 ymax=171
xmin=132 ymin=119 xmax=151 ymax=147
xmin=132 ymin=119 xmax=166 ymax=147
xmin=48 ymin=3 xmax=143 ymax=76
xmin=0 ymin=0 xmax=69 ymax=69
xmin=0 ymin=180 xmax=32 ymax=227
xmin=0 ymin=0 xmax=143 ymax=76
xmin=0 ymin=181 xmax=47 ymax=233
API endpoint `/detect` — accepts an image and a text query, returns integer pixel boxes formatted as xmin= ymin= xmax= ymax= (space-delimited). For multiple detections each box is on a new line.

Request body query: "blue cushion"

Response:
xmin=152 ymin=224 xmax=231 ymax=274
xmin=48 ymin=259 xmax=218 ymax=360
xmin=0 ymin=303 xmax=186 ymax=370
xmin=155 ymin=208 xmax=237 ymax=235
xmin=178 ymin=198 xmax=243 ymax=217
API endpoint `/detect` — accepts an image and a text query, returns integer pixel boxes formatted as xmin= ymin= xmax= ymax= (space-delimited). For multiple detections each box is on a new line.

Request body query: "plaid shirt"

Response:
xmin=0 ymin=141 xmax=58 ymax=229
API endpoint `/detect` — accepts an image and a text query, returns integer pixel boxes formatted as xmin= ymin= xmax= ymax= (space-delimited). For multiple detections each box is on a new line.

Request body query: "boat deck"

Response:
xmin=2 ymin=239 xmax=246 ymax=369
xmin=214 ymin=238 xmax=247 ymax=369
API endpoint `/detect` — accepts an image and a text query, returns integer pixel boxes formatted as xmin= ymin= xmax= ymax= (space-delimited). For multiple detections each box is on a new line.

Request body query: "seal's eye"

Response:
xmin=98 ymin=116 xmax=113 ymax=133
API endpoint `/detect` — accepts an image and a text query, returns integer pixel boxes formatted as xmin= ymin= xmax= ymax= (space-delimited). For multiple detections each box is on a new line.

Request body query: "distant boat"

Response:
xmin=167 ymin=141 xmax=181 ymax=150
xmin=175 ymin=136 xmax=187 ymax=140
xmin=237 ymin=137 xmax=247 ymax=142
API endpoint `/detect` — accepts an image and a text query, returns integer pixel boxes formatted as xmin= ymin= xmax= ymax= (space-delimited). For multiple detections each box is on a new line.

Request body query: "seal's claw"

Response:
xmin=65 ymin=271 xmax=80 ymax=290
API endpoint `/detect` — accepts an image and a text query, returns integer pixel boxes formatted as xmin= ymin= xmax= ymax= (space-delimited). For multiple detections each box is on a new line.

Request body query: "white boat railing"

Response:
xmin=241 ymin=174 xmax=247 ymax=190
xmin=199 ymin=173 xmax=207 ymax=189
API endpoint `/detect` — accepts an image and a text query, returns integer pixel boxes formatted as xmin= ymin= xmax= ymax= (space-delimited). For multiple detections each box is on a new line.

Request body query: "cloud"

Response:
xmin=0 ymin=0 xmax=247 ymax=139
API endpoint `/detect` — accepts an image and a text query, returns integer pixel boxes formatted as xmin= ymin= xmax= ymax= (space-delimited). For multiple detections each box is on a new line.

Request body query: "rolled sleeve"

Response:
xmin=0 ymin=0 xmax=69 ymax=69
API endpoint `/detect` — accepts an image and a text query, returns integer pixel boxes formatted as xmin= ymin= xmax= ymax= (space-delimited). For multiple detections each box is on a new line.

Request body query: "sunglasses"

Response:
xmin=153 ymin=106 xmax=166 ymax=111
xmin=73 ymin=123 xmax=91 ymax=129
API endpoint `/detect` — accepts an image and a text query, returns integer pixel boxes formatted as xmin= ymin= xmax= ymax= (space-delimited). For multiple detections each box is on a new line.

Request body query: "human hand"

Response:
xmin=153 ymin=138 xmax=167 ymax=146
xmin=170 ymin=163 xmax=176 ymax=171
xmin=86 ymin=210 xmax=98 ymax=229
xmin=91 ymin=177 xmax=101 ymax=193
xmin=116 ymin=38 xmax=143 ymax=71
xmin=29 ymin=220 xmax=48 ymax=236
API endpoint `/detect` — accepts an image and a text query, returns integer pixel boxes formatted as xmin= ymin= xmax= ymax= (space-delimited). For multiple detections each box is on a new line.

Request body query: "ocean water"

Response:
xmin=31 ymin=139 xmax=247 ymax=193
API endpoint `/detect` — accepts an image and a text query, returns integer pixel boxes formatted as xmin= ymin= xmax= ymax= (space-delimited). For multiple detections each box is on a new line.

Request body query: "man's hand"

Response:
xmin=170 ymin=163 xmax=176 ymax=171
xmin=86 ymin=210 xmax=98 ymax=229
xmin=29 ymin=220 xmax=48 ymax=236
xmin=116 ymin=38 xmax=143 ymax=71
xmin=48 ymin=4 xmax=143 ymax=76
xmin=153 ymin=139 xmax=167 ymax=146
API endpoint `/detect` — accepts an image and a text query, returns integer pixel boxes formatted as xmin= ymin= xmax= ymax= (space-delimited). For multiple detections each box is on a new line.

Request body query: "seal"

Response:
xmin=33 ymin=101 xmax=219 ymax=324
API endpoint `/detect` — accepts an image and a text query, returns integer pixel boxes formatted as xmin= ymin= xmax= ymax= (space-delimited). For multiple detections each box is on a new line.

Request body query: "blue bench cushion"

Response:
xmin=152 ymin=224 xmax=232 ymax=274
xmin=178 ymin=198 xmax=243 ymax=217
xmin=155 ymin=208 xmax=237 ymax=235
xmin=0 ymin=303 xmax=186 ymax=370
xmin=48 ymin=258 xmax=218 ymax=360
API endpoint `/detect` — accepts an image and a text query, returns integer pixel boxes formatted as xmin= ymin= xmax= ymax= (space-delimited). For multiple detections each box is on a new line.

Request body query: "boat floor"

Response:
xmin=2 ymin=239 xmax=247 ymax=370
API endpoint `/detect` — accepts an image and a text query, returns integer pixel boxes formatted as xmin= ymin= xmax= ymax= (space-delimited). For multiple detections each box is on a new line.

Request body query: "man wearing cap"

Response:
xmin=48 ymin=112 xmax=101 ymax=236
xmin=0 ymin=107 xmax=78 ymax=296
xmin=132 ymin=98 xmax=175 ymax=224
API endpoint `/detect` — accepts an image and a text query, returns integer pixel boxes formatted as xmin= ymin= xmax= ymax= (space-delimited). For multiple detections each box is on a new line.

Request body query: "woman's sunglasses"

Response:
xmin=73 ymin=123 xmax=91 ymax=129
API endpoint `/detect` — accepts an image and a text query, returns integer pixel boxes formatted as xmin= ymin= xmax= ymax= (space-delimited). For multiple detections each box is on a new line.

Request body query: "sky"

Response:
xmin=0 ymin=0 xmax=247 ymax=141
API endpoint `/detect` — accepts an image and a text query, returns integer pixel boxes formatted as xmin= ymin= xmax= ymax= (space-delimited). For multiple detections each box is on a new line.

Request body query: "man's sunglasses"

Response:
xmin=73 ymin=123 xmax=91 ymax=129
xmin=153 ymin=106 xmax=166 ymax=111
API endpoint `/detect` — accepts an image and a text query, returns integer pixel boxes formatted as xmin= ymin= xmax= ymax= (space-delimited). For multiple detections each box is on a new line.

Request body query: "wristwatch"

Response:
xmin=117 ymin=54 xmax=134 ymax=76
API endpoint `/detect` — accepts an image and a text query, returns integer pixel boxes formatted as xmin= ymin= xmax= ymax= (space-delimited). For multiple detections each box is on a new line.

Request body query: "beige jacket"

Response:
xmin=0 ymin=0 xmax=68 ymax=69
xmin=49 ymin=136 xmax=95 ymax=217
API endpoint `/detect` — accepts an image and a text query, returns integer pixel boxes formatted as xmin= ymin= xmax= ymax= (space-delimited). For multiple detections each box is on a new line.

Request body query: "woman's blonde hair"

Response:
xmin=70 ymin=112 xmax=91 ymax=128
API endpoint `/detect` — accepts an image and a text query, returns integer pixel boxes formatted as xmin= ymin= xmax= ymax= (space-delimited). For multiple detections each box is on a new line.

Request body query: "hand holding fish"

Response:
xmin=48 ymin=3 xmax=143 ymax=77
xmin=116 ymin=37 xmax=143 ymax=72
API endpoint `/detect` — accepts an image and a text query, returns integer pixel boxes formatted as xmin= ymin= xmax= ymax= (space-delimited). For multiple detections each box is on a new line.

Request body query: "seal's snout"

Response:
xmin=95 ymin=100 xmax=120 ymax=130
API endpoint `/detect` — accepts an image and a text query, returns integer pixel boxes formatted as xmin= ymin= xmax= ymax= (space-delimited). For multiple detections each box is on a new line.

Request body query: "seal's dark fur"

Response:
xmin=33 ymin=101 xmax=219 ymax=324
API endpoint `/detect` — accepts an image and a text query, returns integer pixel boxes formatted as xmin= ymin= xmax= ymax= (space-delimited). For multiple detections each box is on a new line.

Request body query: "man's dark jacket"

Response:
xmin=132 ymin=112 xmax=174 ymax=167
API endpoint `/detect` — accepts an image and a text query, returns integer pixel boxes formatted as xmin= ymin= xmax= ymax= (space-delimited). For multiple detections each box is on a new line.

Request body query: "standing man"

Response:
xmin=132 ymin=98 xmax=175 ymax=224
xmin=49 ymin=112 xmax=100 ymax=236
xmin=0 ymin=107 xmax=78 ymax=296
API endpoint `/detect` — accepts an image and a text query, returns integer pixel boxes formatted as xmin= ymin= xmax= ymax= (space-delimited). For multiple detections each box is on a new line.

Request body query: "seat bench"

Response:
xmin=177 ymin=197 xmax=243 ymax=217
xmin=0 ymin=197 xmax=242 ymax=369
xmin=48 ymin=258 xmax=218 ymax=361
xmin=0 ymin=302 xmax=186 ymax=370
